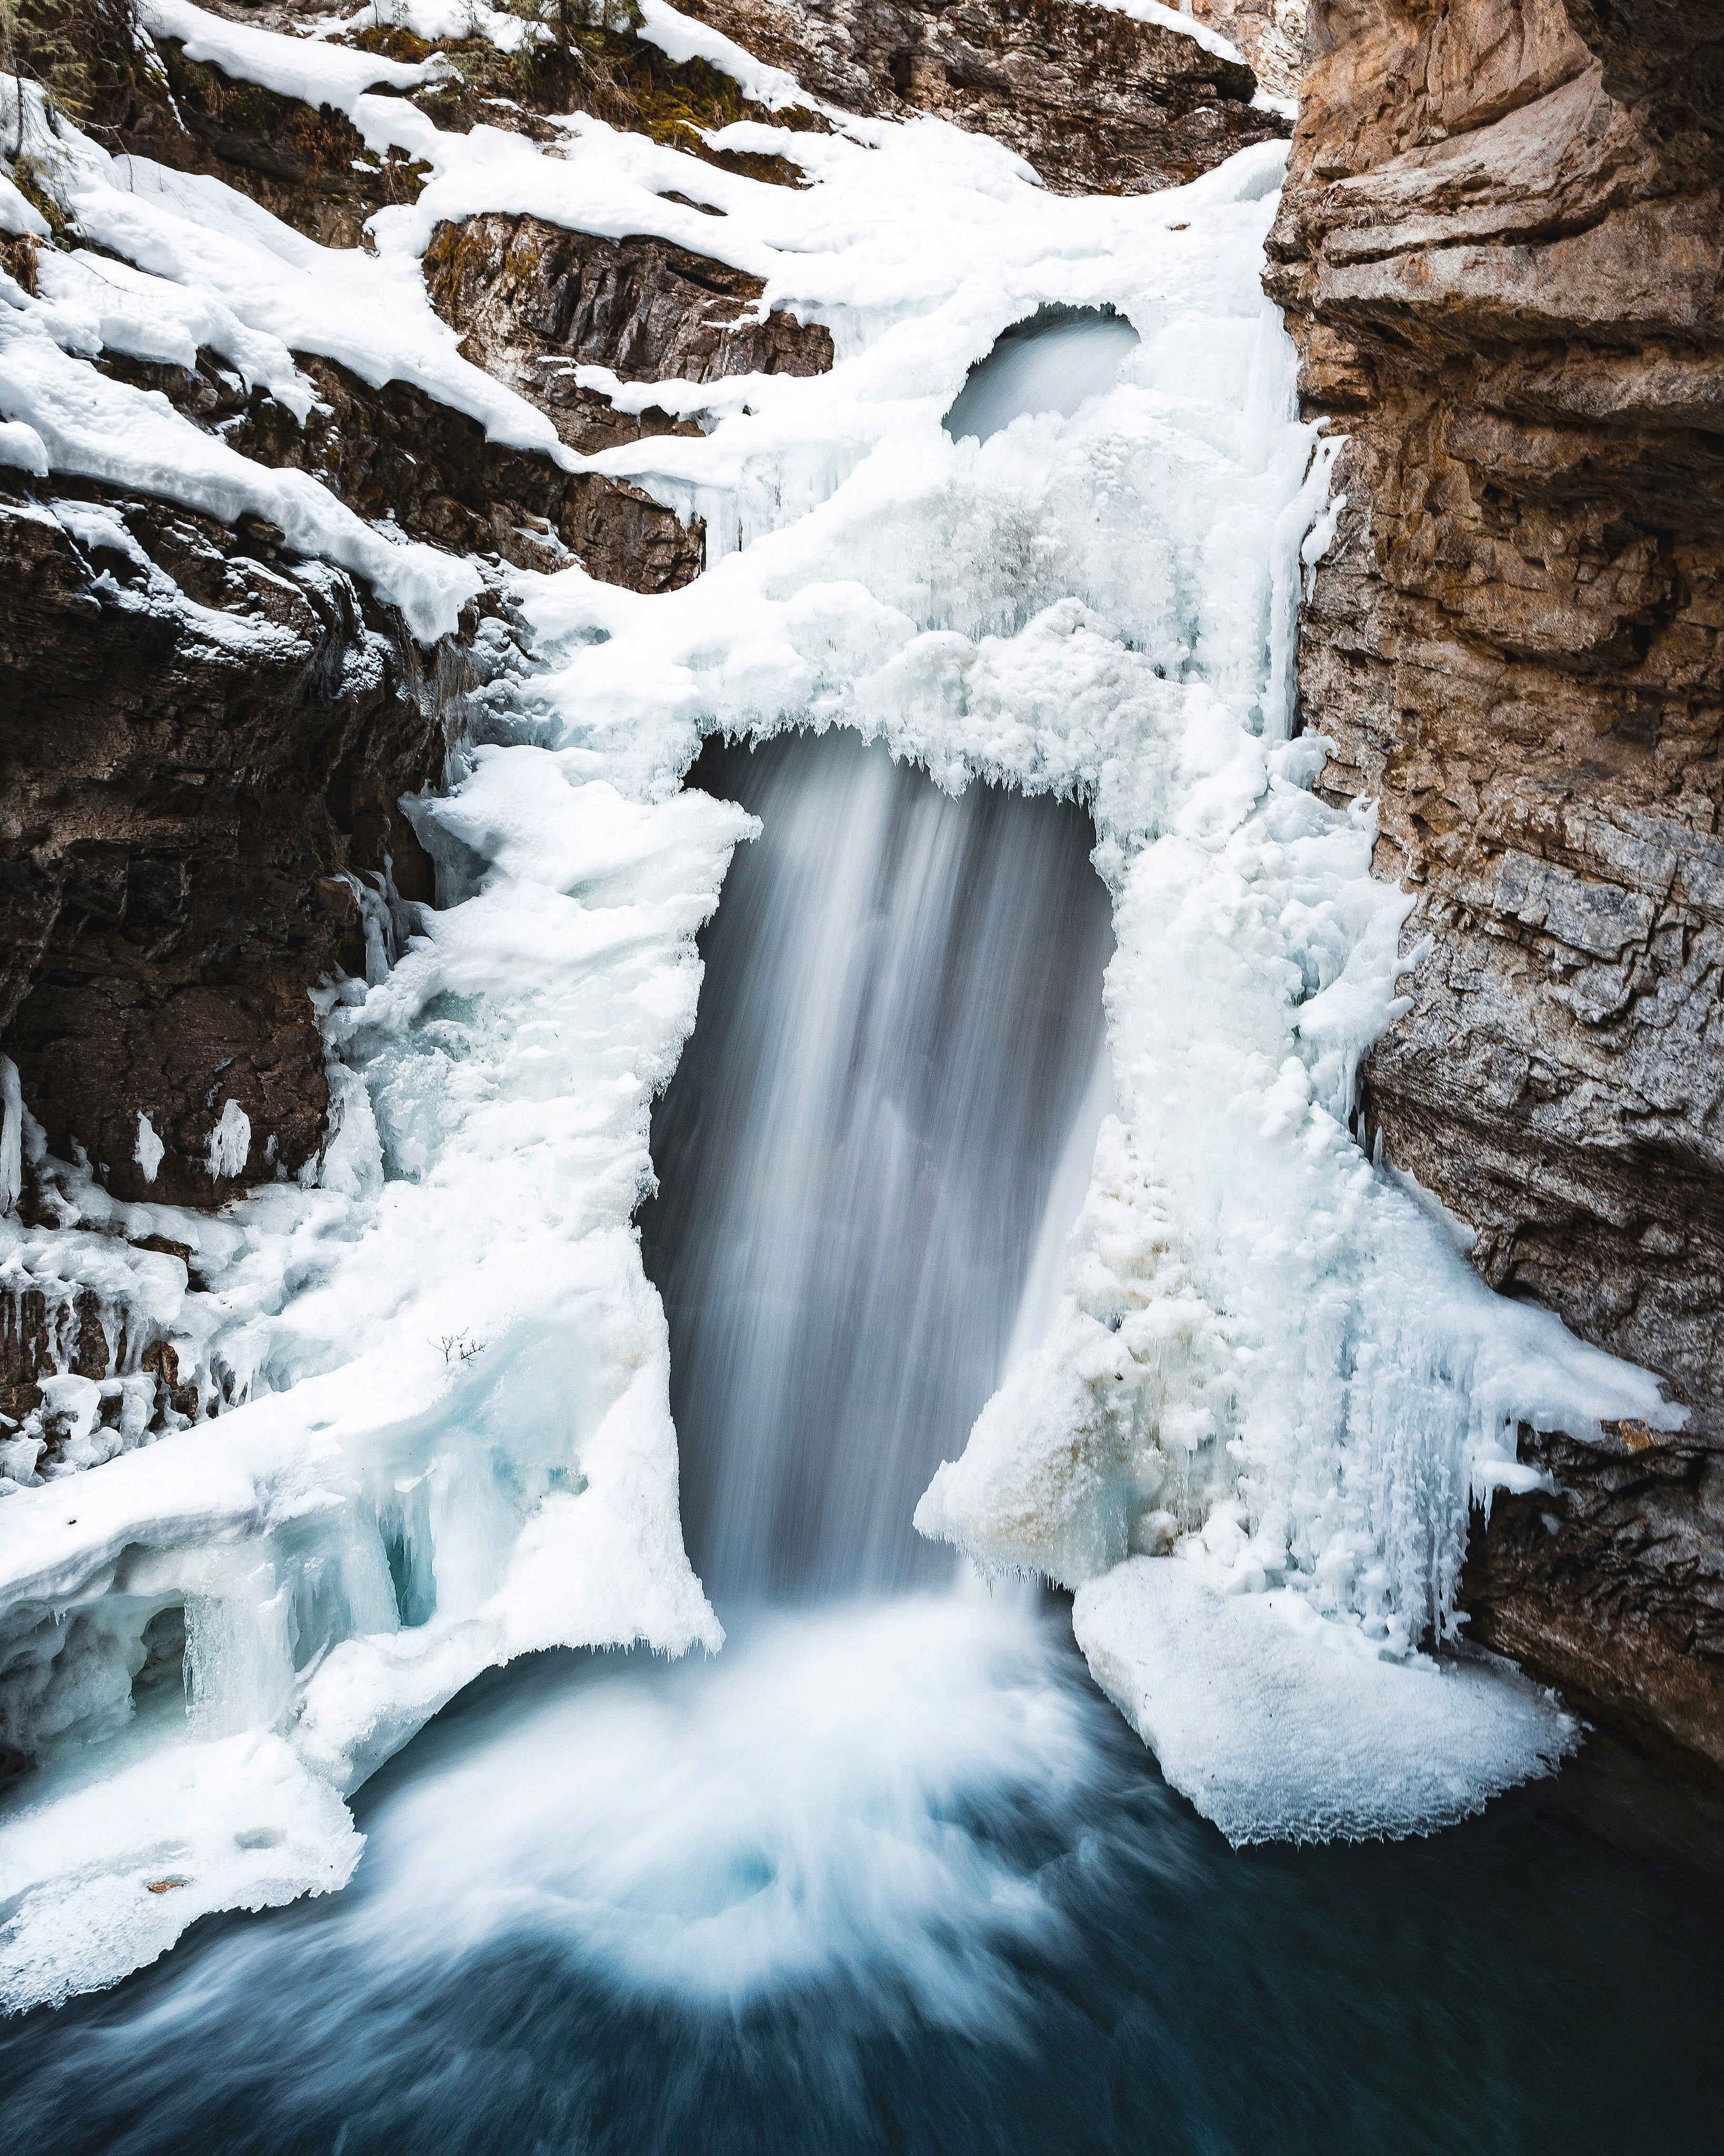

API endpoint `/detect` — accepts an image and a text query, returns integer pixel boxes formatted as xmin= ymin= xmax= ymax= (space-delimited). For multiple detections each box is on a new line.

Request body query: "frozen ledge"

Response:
xmin=0 ymin=1733 xmax=362 ymax=2013
xmin=1071 ymin=1557 xmax=1575 ymax=1845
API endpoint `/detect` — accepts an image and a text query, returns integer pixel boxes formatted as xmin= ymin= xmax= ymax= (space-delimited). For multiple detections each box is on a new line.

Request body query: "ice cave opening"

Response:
xmin=943 ymin=306 xmax=1141 ymax=446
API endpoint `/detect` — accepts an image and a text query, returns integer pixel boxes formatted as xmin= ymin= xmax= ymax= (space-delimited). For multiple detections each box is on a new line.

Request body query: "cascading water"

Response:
xmin=634 ymin=309 xmax=1132 ymax=1612
xmin=642 ymin=727 xmax=1114 ymax=1604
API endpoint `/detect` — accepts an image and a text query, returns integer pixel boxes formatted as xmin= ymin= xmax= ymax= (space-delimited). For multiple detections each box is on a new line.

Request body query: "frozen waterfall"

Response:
xmin=0 ymin=88 xmax=1687 ymax=2033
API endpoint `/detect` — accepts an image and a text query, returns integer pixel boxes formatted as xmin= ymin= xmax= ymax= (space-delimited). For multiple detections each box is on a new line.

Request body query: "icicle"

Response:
xmin=0 ymin=1056 xmax=21 ymax=1215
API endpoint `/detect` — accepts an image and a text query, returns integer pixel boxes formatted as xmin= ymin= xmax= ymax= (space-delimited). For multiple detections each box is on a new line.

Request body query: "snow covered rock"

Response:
xmin=676 ymin=0 xmax=1288 ymax=192
xmin=422 ymin=215 xmax=835 ymax=456
xmin=0 ymin=481 xmax=462 ymax=1210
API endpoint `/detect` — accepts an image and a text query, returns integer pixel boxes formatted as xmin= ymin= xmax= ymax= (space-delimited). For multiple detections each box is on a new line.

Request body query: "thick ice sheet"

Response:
xmin=0 ymin=749 xmax=746 ymax=2009
xmin=1074 ymin=1557 xmax=1575 ymax=1844
xmin=0 ymin=1732 xmax=362 ymax=2008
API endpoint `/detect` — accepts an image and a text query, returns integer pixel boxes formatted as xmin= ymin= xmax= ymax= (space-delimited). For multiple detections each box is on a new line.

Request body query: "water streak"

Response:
xmin=642 ymin=728 xmax=1114 ymax=1604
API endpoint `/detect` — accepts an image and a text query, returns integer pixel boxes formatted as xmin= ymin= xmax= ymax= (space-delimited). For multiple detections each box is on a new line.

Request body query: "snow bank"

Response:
xmin=636 ymin=0 xmax=820 ymax=110
xmin=0 ymin=1733 xmax=362 ymax=2008
xmin=143 ymin=0 xmax=433 ymax=104
xmin=1073 ymin=1558 xmax=1573 ymax=1843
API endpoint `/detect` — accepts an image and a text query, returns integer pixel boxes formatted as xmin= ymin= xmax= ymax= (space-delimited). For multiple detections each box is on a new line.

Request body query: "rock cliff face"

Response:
xmin=423 ymin=218 xmax=835 ymax=456
xmin=0 ymin=475 xmax=463 ymax=1211
xmin=1186 ymin=0 xmax=1308 ymax=103
xmin=680 ymin=0 xmax=1286 ymax=191
xmin=1268 ymin=0 xmax=1724 ymax=1769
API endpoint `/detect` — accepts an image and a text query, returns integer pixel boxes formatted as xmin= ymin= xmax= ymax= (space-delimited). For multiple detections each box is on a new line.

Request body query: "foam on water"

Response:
xmin=326 ymin=1597 xmax=1094 ymax=2017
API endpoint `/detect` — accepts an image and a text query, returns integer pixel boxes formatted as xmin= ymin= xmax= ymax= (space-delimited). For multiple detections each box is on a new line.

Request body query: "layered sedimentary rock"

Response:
xmin=680 ymin=0 xmax=1285 ymax=191
xmin=1267 ymin=0 xmax=1724 ymax=1766
xmin=423 ymin=218 xmax=835 ymax=455
xmin=1186 ymin=0 xmax=1308 ymax=103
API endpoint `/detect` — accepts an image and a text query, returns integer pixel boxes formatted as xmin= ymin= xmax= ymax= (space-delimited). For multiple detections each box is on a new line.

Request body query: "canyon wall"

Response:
xmin=1267 ymin=0 xmax=1724 ymax=1769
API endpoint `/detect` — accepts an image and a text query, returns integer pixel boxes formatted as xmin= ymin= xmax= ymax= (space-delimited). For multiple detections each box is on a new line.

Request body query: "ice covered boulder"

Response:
xmin=1072 ymin=1556 xmax=1575 ymax=1845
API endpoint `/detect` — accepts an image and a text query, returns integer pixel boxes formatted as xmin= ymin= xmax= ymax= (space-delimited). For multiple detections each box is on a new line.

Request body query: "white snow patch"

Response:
xmin=0 ymin=169 xmax=49 ymax=239
xmin=0 ymin=1733 xmax=363 ymax=2010
xmin=0 ymin=418 xmax=49 ymax=476
xmin=635 ymin=0 xmax=819 ymax=110
xmin=134 ymin=1113 xmax=165 ymax=1186
xmin=0 ymin=297 xmax=478 ymax=639
xmin=141 ymin=0 xmax=433 ymax=105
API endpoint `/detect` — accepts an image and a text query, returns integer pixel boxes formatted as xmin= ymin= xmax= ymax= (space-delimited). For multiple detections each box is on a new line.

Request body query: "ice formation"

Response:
xmin=0 ymin=0 xmax=1685 ymax=2009
xmin=1073 ymin=1558 xmax=1575 ymax=1844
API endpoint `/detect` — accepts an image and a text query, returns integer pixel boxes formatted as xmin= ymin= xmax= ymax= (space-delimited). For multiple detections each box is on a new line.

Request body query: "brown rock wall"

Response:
xmin=0 ymin=477 xmax=466 ymax=1209
xmin=1462 ymin=1424 xmax=1724 ymax=1775
xmin=423 ymin=217 xmax=835 ymax=455
xmin=224 ymin=350 xmax=707 ymax=590
xmin=1268 ymin=0 xmax=1724 ymax=1766
xmin=1187 ymin=1 xmax=1308 ymax=102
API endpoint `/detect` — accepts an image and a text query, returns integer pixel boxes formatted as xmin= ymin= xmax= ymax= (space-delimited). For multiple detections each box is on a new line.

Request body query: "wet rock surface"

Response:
xmin=1269 ymin=0 xmax=1724 ymax=1766
xmin=1464 ymin=1422 xmax=1724 ymax=1778
xmin=423 ymin=216 xmax=835 ymax=455
xmin=679 ymin=0 xmax=1286 ymax=192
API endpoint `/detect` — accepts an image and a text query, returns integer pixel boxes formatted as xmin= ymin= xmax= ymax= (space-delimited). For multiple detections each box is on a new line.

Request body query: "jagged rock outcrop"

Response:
xmin=679 ymin=0 xmax=1286 ymax=192
xmin=1460 ymin=1423 xmax=1724 ymax=1773
xmin=423 ymin=217 xmax=835 ymax=455
xmin=0 ymin=475 xmax=472 ymax=1209
xmin=1186 ymin=0 xmax=1307 ymax=102
xmin=1268 ymin=0 xmax=1724 ymax=1768
xmin=220 ymin=350 xmax=706 ymax=588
